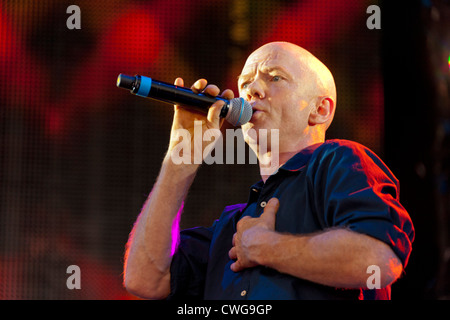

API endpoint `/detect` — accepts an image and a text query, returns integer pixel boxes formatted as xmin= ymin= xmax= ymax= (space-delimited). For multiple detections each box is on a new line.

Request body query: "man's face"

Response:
xmin=238 ymin=43 xmax=316 ymax=151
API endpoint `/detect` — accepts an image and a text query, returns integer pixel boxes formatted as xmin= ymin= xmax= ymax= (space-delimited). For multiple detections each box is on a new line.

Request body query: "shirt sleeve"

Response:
xmin=311 ymin=141 xmax=415 ymax=268
xmin=166 ymin=224 xmax=215 ymax=300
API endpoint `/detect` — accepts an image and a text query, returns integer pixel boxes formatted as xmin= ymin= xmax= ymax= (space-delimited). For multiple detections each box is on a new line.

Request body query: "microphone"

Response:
xmin=116 ymin=74 xmax=252 ymax=126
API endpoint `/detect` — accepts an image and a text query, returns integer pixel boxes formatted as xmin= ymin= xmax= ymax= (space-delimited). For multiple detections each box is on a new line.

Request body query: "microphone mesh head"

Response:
xmin=226 ymin=98 xmax=253 ymax=126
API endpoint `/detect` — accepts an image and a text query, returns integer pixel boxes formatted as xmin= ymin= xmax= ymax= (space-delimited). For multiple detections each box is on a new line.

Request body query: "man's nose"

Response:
xmin=246 ymin=80 xmax=265 ymax=101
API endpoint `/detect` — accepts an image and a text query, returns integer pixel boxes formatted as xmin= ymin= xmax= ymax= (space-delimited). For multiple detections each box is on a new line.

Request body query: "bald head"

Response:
xmin=241 ymin=42 xmax=336 ymax=130
xmin=248 ymin=42 xmax=335 ymax=97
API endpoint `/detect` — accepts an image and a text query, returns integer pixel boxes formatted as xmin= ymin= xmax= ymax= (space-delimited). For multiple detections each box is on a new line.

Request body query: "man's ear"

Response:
xmin=308 ymin=97 xmax=335 ymax=126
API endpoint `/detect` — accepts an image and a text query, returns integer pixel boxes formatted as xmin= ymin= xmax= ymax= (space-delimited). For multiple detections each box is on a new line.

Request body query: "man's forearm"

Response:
xmin=249 ymin=228 xmax=403 ymax=289
xmin=124 ymin=155 xmax=200 ymax=299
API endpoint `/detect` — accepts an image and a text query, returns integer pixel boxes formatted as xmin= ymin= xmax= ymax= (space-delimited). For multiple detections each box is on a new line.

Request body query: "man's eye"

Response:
xmin=241 ymin=82 xmax=249 ymax=89
xmin=271 ymin=75 xmax=281 ymax=82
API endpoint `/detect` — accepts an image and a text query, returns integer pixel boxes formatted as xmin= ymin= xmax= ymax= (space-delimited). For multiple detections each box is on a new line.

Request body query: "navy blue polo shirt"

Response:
xmin=167 ymin=140 xmax=415 ymax=300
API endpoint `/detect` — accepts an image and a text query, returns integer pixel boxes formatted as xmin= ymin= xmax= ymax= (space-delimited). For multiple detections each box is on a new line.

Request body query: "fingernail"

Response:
xmin=194 ymin=81 xmax=203 ymax=90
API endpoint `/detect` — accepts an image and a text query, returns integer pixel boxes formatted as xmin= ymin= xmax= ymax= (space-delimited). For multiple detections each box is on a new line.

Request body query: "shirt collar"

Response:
xmin=278 ymin=142 xmax=323 ymax=172
xmin=246 ymin=142 xmax=323 ymax=200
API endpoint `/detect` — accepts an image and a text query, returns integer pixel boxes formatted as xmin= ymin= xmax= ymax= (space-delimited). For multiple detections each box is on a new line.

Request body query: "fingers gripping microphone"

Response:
xmin=116 ymin=74 xmax=252 ymax=126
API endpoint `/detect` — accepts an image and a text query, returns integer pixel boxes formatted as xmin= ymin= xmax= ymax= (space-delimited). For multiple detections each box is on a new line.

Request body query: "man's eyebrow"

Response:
xmin=262 ymin=65 xmax=291 ymax=77
xmin=237 ymin=73 xmax=249 ymax=83
xmin=237 ymin=66 xmax=292 ymax=83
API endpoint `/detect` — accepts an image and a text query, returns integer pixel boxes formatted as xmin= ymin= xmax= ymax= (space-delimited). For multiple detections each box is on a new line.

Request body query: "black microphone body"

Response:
xmin=116 ymin=74 xmax=252 ymax=126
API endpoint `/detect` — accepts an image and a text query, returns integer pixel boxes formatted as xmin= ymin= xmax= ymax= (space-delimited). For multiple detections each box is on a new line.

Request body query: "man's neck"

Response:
xmin=258 ymin=137 xmax=324 ymax=183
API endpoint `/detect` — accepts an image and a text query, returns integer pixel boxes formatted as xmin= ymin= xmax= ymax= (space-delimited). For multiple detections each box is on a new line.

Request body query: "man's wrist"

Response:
xmin=163 ymin=151 xmax=201 ymax=174
xmin=248 ymin=228 xmax=282 ymax=267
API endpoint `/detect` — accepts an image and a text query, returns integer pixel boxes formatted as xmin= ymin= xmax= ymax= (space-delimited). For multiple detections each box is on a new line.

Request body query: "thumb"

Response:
xmin=207 ymin=100 xmax=225 ymax=127
xmin=260 ymin=198 xmax=279 ymax=228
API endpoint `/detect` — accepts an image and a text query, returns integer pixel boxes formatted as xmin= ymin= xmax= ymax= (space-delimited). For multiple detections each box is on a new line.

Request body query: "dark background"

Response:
xmin=0 ymin=0 xmax=448 ymax=299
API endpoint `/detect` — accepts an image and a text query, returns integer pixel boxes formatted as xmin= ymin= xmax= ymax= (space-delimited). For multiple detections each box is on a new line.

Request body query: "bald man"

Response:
xmin=124 ymin=42 xmax=414 ymax=300
xmin=239 ymin=42 xmax=337 ymax=180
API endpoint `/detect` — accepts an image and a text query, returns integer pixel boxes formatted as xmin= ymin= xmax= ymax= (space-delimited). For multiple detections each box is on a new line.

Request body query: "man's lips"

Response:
xmin=250 ymin=105 xmax=264 ymax=122
xmin=250 ymin=102 xmax=264 ymax=113
xmin=247 ymin=101 xmax=266 ymax=122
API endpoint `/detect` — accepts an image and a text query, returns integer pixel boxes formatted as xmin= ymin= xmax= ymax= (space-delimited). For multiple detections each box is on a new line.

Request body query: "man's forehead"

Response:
xmin=244 ymin=48 xmax=283 ymax=68
xmin=240 ymin=48 xmax=301 ymax=78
